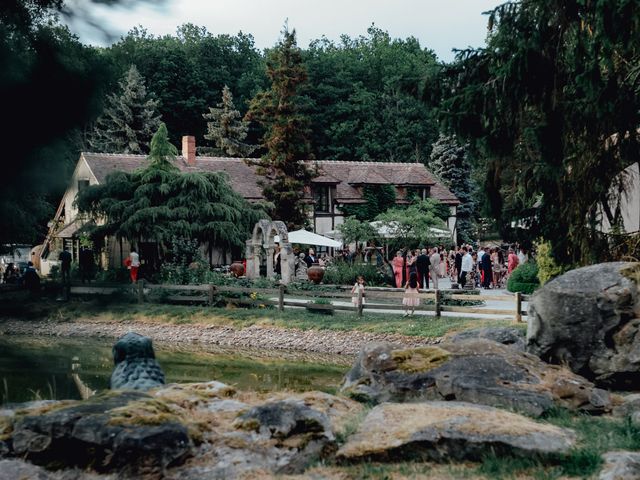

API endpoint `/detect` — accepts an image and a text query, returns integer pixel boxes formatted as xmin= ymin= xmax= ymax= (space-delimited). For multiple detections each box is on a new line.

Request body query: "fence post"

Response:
xmin=137 ymin=279 xmax=144 ymax=304
xmin=515 ymin=292 xmax=522 ymax=322
xmin=208 ymin=284 xmax=215 ymax=306
xmin=435 ymin=289 xmax=441 ymax=317
xmin=357 ymin=288 xmax=364 ymax=318
xmin=278 ymin=284 xmax=285 ymax=312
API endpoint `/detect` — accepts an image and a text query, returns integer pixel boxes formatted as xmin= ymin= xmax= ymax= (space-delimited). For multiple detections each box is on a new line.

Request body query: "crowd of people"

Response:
xmin=388 ymin=244 xmax=529 ymax=290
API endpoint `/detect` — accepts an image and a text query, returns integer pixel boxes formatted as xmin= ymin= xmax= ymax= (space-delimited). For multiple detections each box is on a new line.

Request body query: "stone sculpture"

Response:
xmin=295 ymin=252 xmax=308 ymax=281
xmin=110 ymin=332 xmax=165 ymax=391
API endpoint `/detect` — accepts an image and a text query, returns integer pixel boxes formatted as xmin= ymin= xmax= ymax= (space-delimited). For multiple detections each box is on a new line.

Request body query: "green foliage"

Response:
xmin=535 ymin=240 xmax=566 ymax=286
xmin=322 ymin=262 xmax=385 ymax=287
xmin=246 ymin=27 xmax=313 ymax=229
xmin=1 ymin=6 xmax=108 ymax=247
xmin=442 ymin=0 xmax=640 ymax=265
xmin=76 ymin=124 xmax=264 ymax=255
xmin=89 ymin=65 xmax=161 ymax=154
xmin=337 ymin=217 xmax=376 ymax=246
xmin=104 ymin=25 xmax=266 ymax=147
xmin=203 ymin=85 xmax=256 ymax=157
xmin=306 ymin=297 xmax=334 ymax=316
xmin=302 ymin=26 xmax=440 ymax=162
xmin=507 ymin=262 xmax=540 ymax=294
xmin=374 ymin=199 xmax=450 ymax=247
xmin=146 ymin=122 xmax=178 ymax=171
xmin=341 ymin=185 xmax=397 ymax=222
xmin=429 ymin=135 xmax=477 ymax=244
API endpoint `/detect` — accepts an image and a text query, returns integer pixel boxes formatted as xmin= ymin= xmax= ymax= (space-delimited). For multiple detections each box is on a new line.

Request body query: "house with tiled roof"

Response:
xmin=39 ymin=136 xmax=458 ymax=273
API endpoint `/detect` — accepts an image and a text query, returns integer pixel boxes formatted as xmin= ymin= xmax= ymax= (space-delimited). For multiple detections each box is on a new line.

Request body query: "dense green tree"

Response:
xmin=374 ymin=199 xmax=449 ymax=246
xmin=104 ymin=24 xmax=267 ymax=146
xmin=202 ymin=85 xmax=256 ymax=157
xmin=337 ymin=217 xmax=377 ymax=247
xmin=302 ymin=27 xmax=440 ymax=162
xmin=76 ymin=123 xmax=264 ymax=258
xmin=89 ymin=65 xmax=161 ymax=154
xmin=429 ymin=135 xmax=477 ymax=244
xmin=246 ymin=27 xmax=313 ymax=229
xmin=441 ymin=0 xmax=640 ymax=264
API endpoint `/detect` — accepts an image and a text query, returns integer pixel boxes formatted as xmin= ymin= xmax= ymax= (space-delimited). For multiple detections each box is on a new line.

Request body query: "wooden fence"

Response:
xmin=69 ymin=282 xmax=529 ymax=321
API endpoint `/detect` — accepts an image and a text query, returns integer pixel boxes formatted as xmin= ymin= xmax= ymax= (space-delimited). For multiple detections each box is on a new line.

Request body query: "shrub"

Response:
xmin=305 ymin=298 xmax=334 ymax=315
xmin=535 ymin=240 xmax=567 ymax=285
xmin=507 ymin=262 xmax=540 ymax=294
xmin=322 ymin=262 xmax=385 ymax=286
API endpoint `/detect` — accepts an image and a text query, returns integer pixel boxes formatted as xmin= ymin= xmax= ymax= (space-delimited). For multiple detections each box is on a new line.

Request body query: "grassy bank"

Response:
xmin=0 ymin=291 xmax=520 ymax=339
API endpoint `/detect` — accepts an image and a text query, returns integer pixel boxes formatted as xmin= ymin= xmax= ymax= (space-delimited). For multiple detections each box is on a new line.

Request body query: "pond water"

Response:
xmin=0 ymin=336 xmax=349 ymax=404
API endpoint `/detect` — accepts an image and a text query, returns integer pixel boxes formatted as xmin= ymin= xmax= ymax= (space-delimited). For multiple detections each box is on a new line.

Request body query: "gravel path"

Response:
xmin=0 ymin=319 xmax=441 ymax=356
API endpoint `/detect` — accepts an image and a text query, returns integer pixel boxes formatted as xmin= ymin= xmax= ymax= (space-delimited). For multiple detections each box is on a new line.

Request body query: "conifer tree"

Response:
xmin=246 ymin=27 xmax=313 ymax=229
xmin=203 ymin=85 xmax=256 ymax=157
xmin=429 ymin=135 xmax=476 ymax=244
xmin=90 ymin=65 xmax=161 ymax=154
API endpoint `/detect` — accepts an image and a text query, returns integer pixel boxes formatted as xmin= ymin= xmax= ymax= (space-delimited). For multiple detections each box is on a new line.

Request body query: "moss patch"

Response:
xmin=391 ymin=346 xmax=451 ymax=373
xmin=620 ymin=263 xmax=640 ymax=286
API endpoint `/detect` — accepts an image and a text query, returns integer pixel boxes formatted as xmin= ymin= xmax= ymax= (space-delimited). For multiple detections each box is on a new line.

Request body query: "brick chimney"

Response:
xmin=182 ymin=135 xmax=196 ymax=166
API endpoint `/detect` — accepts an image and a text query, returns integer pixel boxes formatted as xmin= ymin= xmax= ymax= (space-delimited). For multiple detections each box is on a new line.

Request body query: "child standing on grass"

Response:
xmin=403 ymin=271 xmax=420 ymax=317
xmin=351 ymin=275 xmax=366 ymax=307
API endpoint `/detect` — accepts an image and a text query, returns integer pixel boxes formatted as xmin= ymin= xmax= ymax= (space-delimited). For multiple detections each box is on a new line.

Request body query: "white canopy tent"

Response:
xmin=369 ymin=221 xmax=451 ymax=239
xmin=274 ymin=229 xmax=342 ymax=248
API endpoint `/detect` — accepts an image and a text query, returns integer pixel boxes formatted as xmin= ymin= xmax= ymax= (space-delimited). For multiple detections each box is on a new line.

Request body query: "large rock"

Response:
xmin=341 ymin=339 xmax=610 ymax=416
xmin=337 ymin=402 xmax=576 ymax=461
xmin=527 ymin=262 xmax=640 ymax=389
xmin=7 ymin=391 xmax=192 ymax=476
xmin=110 ymin=332 xmax=165 ymax=391
xmin=448 ymin=326 xmax=526 ymax=350
xmin=600 ymin=451 xmax=640 ymax=480
xmin=0 ymin=459 xmax=52 ymax=480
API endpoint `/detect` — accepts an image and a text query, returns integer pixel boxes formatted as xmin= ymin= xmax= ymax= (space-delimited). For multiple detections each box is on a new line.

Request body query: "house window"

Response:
xmin=78 ymin=179 xmax=90 ymax=192
xmin=314 ymin=186 xmax=330 ymax=213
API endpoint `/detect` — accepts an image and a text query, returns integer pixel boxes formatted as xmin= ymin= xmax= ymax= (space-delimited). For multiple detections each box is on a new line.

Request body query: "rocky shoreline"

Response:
xmin=0 ymin=319 xmax=440 ymax=356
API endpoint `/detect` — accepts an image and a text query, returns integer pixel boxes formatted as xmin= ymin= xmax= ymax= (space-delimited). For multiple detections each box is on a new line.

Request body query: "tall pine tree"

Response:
xmin=203 ymin=85 xmax=256 ymax=157
xmin=90 ymin=65 xmax=161 ymax=154
xmin=429 ymin=135 xmax=476 ymax=244
xmin=246 ymin=27 xmax=313 ymax=229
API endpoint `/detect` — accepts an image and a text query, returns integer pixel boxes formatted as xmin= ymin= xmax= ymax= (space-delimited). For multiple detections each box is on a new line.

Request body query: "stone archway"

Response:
xmin=246 ymin=220 xmax=294 ymax=284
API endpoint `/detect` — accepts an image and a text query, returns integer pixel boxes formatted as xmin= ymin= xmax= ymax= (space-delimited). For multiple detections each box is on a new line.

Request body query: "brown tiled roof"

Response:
xmin=81 ymin=154 xmax=459 ymax=205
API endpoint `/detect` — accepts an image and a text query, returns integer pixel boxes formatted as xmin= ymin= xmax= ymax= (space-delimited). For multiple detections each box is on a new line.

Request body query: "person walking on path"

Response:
xmin=416 ymin=248 xmax=430 ymax=289
xmin=392 ymin=251 xmax=404 ymax=288
xmin=402 ymin=271 xmax=421 ymax=316
xmin=128 ymin=249 xmax=141 ymax=283
xmin=429 ymin=248 xmax=441 ymax=290
xmin=351 ymin=275 xmax=366 ymax=307
xmin=455 ymin=246 xmax=464 ymax=284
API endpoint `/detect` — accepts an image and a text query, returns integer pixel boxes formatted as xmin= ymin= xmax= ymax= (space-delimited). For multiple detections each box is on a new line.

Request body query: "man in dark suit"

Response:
xmin=481 ymin=248 xmax=493 ymax=289
xmin=305 ymin=248 xmax=317 ymax=268
xmin=455 ymin=246 xmax=463 ymax=284
xmin=416 ymin=248 xmax=430 ymax=289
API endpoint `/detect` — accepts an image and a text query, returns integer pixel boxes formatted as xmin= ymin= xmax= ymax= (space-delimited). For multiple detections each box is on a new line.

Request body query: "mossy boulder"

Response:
xmin=527 ymin=262 xmax=640 ymax=389
xmin=341 ymin=340 xmax=610 ymax=416
xmin=337 ymin=402 xmax=576 ymax=462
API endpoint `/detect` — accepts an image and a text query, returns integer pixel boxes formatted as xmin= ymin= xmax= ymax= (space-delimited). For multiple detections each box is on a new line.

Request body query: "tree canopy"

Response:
xmin=246 ymin=27 xmax=314 ymax=230
xmin=89 ymin=64 xmax=161 ymax=154
xmin=442 ymin=0 xmax=640 ymax=264
xmin=76 ymin=124 xmax=264 ymax=254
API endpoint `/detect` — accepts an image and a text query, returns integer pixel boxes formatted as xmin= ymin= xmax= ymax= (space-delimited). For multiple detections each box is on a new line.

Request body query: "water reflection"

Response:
xmin=0 ymin=336 xmax=348 ymax=404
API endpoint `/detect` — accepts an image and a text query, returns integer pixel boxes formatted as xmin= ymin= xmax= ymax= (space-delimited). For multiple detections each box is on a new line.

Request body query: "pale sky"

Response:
xmin=66 ymin=0 xmax=503 ymax=62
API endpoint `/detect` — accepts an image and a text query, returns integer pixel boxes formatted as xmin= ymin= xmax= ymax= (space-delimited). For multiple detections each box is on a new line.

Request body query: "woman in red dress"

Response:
xmin=392 ymin=251 xmax=404 ymax=288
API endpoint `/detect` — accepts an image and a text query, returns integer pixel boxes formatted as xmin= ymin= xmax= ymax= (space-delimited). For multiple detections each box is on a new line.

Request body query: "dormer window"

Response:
xmin=314 ymin=186 xmax=330 ymax=213
xmin=78 ymin=179 xmax=90 ymax=192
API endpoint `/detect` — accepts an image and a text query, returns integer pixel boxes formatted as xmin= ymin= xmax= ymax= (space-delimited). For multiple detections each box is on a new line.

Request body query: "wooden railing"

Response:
xmin=68 ymin=282 xmax=529 ymax=321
